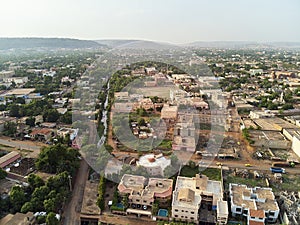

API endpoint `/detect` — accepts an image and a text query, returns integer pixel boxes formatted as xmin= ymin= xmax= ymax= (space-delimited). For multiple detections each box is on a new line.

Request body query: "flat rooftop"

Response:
xmin=173 ymin=175 xmax=223 ymax=208
xmin=229 ymin=184 xmax=279 ymax=212
xmin=3 ymin=88 xmax=35 ymax=96
xmin=253 ymin=117 xmax=298 ymax=131
xmin=118 ymin=174 xmax=173 ymax=200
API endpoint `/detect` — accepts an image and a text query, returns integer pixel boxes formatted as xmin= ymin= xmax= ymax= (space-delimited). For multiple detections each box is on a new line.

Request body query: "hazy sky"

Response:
xmin=0 ymin=0 xmax=299 ymax=43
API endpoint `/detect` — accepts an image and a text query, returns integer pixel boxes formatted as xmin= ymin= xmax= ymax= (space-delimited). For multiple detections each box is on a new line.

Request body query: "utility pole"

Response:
xmin=68 ymin=175 xmax=72 ymax=191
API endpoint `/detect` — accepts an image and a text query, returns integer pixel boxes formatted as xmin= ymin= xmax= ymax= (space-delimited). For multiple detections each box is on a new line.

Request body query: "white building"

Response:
xmin=172 ymin=174 xmax=228 ymax=224
xmin=249 ymin=110 xmax=275 ymax=119
xmin=292 ymin=134 xmax=300 ymax=157
xmin=136 ymin=154 xmax=170 ymax=176
xmin=229 ymin=183 xmax=280 ymax=224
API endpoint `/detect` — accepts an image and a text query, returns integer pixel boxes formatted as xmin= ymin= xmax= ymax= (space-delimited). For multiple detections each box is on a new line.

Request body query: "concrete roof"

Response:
xmin=137 ymin=154 xmax=170 ymax=169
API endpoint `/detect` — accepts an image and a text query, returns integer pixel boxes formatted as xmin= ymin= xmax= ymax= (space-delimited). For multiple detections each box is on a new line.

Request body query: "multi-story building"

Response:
xmin=172 ymin=114 xmax=196 ymax=152
xmin=118 ymin=174 xmax=173 ymax=216
xmin=229 ymin=183 xmax=280 ymax=224
xmin=172 ymin=174 xmax=228 ymax=224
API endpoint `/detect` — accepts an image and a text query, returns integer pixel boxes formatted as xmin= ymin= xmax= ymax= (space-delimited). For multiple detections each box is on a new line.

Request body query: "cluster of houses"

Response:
xmin=114 ymin=173 xmax=281 ymax=225
xmin=240 ymin=109 xmax=300 ymax=162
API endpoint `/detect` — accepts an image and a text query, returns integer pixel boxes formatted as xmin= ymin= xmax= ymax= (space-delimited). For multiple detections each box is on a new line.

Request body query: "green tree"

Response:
xmin=20 ymin=202 xmax=33 ymax=213
xmin=0 ymin=168 xmax=7 ymax=179
xmin=9 ymin=104 xmax=21 ymax=117
xmin=35 ymin=144 xmax=80 ymax=174
xmin=43 ymin=109 xmax=60 ymax=122
xmin=9 ymin=186 xmax=26 ymax=212
xmin=25 ymin=117 xmax=36 ymax=127
xmin=3 ymin=121 xmax=17 ymax=136
xmin=137 ymin=118 xmax=146 ymax=126
xmin=27 ymin=174 xmax=44 ymax=192
xmin=60 ymin=111 xmax=72 ymax=124
xmin=46 ymin=212 xmax=59 ymax=225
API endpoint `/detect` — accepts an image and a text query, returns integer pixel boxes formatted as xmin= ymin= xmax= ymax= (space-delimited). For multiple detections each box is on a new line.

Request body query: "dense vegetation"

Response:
xmin=35 ymin=144 xmax=80 ymax=175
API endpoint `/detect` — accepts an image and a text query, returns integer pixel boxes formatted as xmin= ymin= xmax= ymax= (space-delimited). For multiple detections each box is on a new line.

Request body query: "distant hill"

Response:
xmin=185 ymin=41 xmax=300 ymax=49
xmin=95 ymin=39 xmax=178 ymax=49
xmin=0 ymin=38 xmax=102 ymax=50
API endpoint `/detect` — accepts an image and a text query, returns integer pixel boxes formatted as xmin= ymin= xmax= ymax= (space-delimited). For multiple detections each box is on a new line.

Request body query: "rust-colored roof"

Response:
xmin=249 ymin=209 xmax=265 ymax=218
xmin=249 ymin=220 xmax=264 ymax=225
xmin=30 ymin=128 xmax=52 ymax=135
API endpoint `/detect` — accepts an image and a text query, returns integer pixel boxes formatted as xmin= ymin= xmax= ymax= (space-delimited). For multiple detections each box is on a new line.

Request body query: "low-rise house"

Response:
xmin=3 ymin=77 xmax=28 ymax=86
xmin=145 ymin=67 xmax=157 ymax=75
xmin=30 ymin=128 xmax=54 ymax=141
xmin=0 ymin=151 xmax=21 ymax=169
xmin=113 ymin=102 xmax=133 ymax=113
xmin=161 ymin=104 xmax=178 ymax=120
xmin=229 ymin=183 xmax=280 ymax=224
xmin=136 ymin=154 xmax=171 ymax=176
xmin=114 ymin=92 xmax=129 ymax=101
xmin=40 ymin=122 xmax=57 ymax=129
xmin=291 ymin=133 xmax=300 ymax=158
xmin=133 ymin=98 xmax=154 ymax=111
xmin=57 ymin=127 xmax=78 ymax=141
xmin=0 ymin=212 xmax=36 ymax=225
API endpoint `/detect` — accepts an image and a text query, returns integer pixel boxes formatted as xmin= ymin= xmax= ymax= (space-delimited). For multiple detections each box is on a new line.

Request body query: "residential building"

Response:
xmin=249 ymin=110 xmax=275 ymax=119
xmin=172 ymin=174 xmax=228 ymax=224
xmin=117 ymin=174 xmax=173 ymax=217
xmin=0 ymin=212 xmax=36 ymax=225
xmin=229 ymin=183 xmax=280 ymax=224
xmin=292 ymin=134 xmax=300 ymax=157
xmin=136 ymin=154 xmax=171 ymax=176
xmin=30 ymin=128 xmax=54 ymax=141
xmin=172 ymin=114 xmax=196 ymax=152
xmin=161 ymin=104 xmax=178 ymax=120
xmin=57 ymin=128 xmax=79 ymax=141
xmin=114 ymin=92 xmax=129 ymax=101
xmin=0 ymin=151 xmax=21 ymax=169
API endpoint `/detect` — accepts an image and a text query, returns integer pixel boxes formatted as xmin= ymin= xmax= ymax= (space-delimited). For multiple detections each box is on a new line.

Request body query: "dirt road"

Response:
xmin=62 ymin=122 xmax=96 ymax=225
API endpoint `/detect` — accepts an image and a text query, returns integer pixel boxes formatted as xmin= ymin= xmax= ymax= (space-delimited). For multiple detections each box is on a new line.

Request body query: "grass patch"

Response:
xmin=180 ymin=166 xmax=221 ymax=181
xmin=271 ymin=174 xmax=300 ymax=192
xmin=157 ymin=139 xmax=172 ymax=149
xmin=180 ymin=165 xmax=199 ymax=177
xmin=201 ymin=168 xmax=222 ymax=181
xmin=225 ymin=175 xmax=266 ymax=189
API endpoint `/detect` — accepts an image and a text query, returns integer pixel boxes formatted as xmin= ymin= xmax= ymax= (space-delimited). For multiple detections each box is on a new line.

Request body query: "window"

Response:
xmin=269 ymin=212 xmax=275 ymax=217
xmin=191 ymin=212 xmax=194 ymax=214
xmin=191 ymin=217 xmax=194 ymax=220
xmin=182 ymin=210 xmax=184 ymax=212
xmin=136 ymin=199 xmax=139 ymax=202
xmin=175 ymin=209 xmax=178 ymax=212
xmin=175 ymin=215 xmax=178 ymax=218
xmin=236 ymin=207 xmax=241 ymax=212
xmin=143 ymin=200 xmax=147 ymax=203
